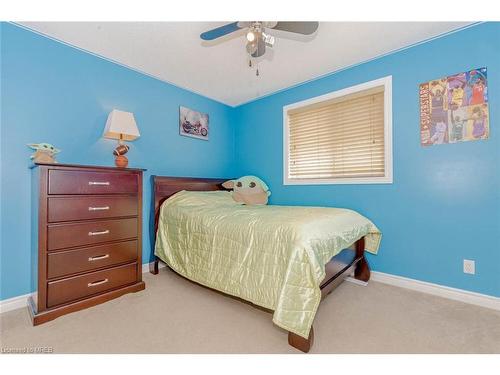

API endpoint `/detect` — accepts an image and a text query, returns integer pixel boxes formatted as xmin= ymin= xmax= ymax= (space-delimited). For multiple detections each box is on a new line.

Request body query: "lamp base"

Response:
xmin=114 ymin=155 xmax=129 ymax=168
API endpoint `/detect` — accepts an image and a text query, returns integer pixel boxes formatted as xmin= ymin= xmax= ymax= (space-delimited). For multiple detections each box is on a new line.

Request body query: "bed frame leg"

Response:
xmin=288 ymin=326 xmax=314 ymax=353
xmin=354 ymin=237 xmax=371 ymax=282
xmin=150 ymin=257 xmax=159 ymax=275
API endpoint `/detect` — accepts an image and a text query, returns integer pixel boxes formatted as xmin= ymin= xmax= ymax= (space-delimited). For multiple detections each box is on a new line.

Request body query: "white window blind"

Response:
xmin=286 ymin=85 xmax=387 ymax=182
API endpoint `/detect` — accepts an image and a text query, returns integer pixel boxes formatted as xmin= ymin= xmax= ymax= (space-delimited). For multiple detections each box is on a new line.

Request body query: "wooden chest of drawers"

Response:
xmin=29 ymin=163 xmax=145 ymax=325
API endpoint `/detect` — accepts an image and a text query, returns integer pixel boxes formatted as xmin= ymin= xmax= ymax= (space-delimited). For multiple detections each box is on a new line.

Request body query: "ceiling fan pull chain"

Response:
xmin=249 ymin=57 xmax=259 ymax=77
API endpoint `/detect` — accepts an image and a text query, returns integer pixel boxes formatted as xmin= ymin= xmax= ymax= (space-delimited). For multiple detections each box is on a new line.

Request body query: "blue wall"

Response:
xmin=0 ymin=23 xmax=235 ymax=300
xmin=1 ymin=22 xmax=499 ymax=301
xmin=233 ymin=22 xmax=500 ymax=297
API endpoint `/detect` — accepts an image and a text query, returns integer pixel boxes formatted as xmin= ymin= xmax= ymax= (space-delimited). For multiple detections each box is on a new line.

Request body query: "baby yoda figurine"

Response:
xmin=28 ymin=143 xmax=61 ymax=164
xmin=222 ymin=175 xmax=271 ymax=205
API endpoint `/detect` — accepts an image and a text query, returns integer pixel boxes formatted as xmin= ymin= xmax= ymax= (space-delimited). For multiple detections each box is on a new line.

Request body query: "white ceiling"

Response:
xmin=20 ymin=22 xmax=471 ymax=106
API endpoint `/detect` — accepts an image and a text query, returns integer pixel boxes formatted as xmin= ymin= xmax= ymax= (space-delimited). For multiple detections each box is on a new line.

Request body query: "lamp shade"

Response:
xmin=103 ymin=109 xmax=140 ymax=141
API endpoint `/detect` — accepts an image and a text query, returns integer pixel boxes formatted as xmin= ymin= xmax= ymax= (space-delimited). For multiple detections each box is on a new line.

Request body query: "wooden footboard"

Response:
xmin=288 ymin=327 xmax=314 ymax=353
xmin=354 ymin=237 xmax=371 ymax=282
xmin=150 ymin=175 xmax=371 ymax=353
xmin=289 ymin=236 xmax=370 ymax=353
xmin=150 ymin=257 xmax=159 ymax=275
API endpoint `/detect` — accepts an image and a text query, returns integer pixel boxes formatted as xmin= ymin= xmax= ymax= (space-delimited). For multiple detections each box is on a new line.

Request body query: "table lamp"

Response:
xmin=103 ymin=109 xmax=140 ymax=168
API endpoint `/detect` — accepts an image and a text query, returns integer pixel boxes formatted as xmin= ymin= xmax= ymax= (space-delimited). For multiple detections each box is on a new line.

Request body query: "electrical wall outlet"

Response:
xmin=463 ymin=259 xmax=475 ymax=275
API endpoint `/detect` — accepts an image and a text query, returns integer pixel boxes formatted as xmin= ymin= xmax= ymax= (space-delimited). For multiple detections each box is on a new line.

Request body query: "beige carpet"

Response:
xmin=1 ymin=267 xmax=500 ymax=354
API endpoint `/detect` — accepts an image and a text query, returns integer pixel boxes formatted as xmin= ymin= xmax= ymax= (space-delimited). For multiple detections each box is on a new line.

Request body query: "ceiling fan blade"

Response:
xmin=236 ymin=21 xmax=252 ymax=29
xmin=271 ymin=22 xmax=319 ymax=35
xmin=200 ymin=22 xmax=241 ymax=40
xmin=261 ymin=21 xmax=278 ymax=29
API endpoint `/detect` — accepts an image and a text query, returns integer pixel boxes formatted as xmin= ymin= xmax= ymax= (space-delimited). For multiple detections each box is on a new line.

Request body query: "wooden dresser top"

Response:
xmin=31 ymin=162 xmax=146 ymax=172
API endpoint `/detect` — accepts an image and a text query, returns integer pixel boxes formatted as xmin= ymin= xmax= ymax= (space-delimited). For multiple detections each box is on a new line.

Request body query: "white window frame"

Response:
xmin=283 ymin=76 xmax=393 ymax=185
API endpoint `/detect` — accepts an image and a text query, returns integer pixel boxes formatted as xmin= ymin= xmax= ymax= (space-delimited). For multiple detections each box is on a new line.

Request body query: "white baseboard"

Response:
xmin=0 ymin=261 xmax=166 ymax=314
xmin=0 ymin=293 xmax=33 ymax=314
xmin=345 ymin=276 xmax=368 ymax=286
xmin=370 ymin=271 xmax=500 ymax=311
xmin=2 ymin=265 xmax=498 ymax=314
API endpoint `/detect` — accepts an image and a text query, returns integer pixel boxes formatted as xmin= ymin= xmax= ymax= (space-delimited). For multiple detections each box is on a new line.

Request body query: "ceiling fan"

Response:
xmin=200 ymin=21 xmax=319 ymax=60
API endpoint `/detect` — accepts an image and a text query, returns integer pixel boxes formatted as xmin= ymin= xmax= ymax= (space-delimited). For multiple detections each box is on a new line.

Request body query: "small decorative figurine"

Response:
xmin=28 ymin=143 xmax=61 ymax=164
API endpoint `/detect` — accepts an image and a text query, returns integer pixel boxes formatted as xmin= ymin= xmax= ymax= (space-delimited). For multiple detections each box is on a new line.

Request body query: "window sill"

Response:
xmin=283 ymin=177 xmax=393 ymax=185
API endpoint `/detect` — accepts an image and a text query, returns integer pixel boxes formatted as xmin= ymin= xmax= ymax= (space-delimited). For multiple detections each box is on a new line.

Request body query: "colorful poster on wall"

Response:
xmin=419 ymin=67 xmax=489 ymax=146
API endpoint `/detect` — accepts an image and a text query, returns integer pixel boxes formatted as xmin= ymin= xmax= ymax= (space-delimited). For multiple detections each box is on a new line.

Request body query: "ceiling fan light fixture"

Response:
xmin=246 ymin=40 xmax=258 ymax=55
xmin=246 ymin=31 xmax=256 ymax=42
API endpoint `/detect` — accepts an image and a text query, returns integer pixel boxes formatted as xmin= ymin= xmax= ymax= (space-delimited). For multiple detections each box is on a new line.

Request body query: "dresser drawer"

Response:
xmin=48 ymin=169 xmax=138 ymax=195
xmin=47 ymin=263 xmax=137 ymax=307
xmin=47 ymin=218 xmax=138 ymax=251
xmin=47 ymin=240 xmax=138 ymax=279
xmin=48 ymin=196 xmax=138 ymax=222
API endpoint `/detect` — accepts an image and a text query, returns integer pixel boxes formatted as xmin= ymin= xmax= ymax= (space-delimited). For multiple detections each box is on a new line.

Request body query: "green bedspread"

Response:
xmin=155 ymin=190 xmax=381 ymax=338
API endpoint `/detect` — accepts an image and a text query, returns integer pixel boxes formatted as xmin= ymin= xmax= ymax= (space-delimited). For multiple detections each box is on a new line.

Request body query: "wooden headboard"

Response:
xmin=151 ymin=176 xmax=229 ymax=236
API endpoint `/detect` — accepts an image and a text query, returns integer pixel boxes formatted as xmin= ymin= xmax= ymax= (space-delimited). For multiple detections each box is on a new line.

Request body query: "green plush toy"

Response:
xmin=28 ymin=143 xmax=61 ymax=164
xmin=222 ymin=175 xmax=271 ymax=205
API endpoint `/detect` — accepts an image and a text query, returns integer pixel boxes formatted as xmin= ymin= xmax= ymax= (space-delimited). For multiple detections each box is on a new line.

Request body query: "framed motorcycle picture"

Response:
xmin=179 ymin=106 xmax=209 ymax=141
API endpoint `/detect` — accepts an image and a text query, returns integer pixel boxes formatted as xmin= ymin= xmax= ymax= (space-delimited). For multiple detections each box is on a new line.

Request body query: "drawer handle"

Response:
xmin=88 ymin=254 xmax=110 ymax=261
xmin=88 ymin=181 xmax=110 ymax=186
xmin=87 ymin=278 xmax=108 ymax=287
xmin=88 ymin=206 xmax=110 ymax=211
xmin=88 ymin=230 xmax=110 ymax=236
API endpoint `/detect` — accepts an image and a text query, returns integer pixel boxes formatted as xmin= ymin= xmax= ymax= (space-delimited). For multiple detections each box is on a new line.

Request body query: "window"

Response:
xmin=283 ymin=76 xmax=393 ymax=185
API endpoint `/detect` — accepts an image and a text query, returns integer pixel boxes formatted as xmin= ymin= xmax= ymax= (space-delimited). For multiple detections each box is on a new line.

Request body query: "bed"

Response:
xmin=150 ymin=176 xmax=381 ymax=352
